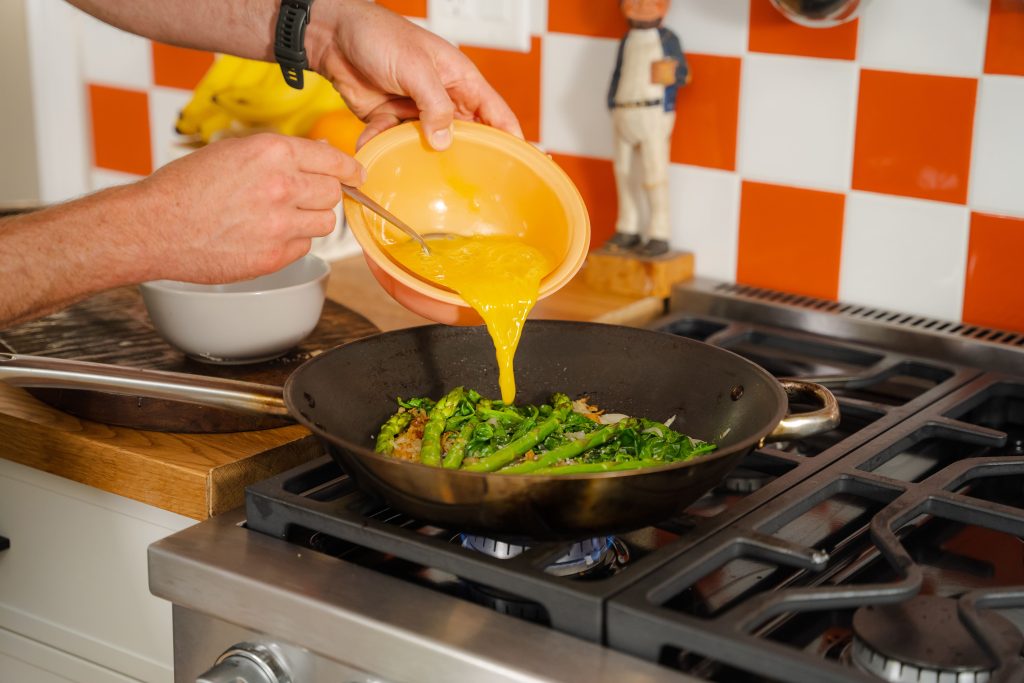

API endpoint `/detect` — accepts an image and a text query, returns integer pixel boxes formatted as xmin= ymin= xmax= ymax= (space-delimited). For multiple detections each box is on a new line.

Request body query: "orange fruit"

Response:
xmin=306 ymin=107 xmax=365 ymax=155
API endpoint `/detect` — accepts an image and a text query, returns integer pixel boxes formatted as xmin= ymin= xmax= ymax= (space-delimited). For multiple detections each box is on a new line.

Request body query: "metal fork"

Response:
xmin=340 ymin=184 xmax=437 ymax=255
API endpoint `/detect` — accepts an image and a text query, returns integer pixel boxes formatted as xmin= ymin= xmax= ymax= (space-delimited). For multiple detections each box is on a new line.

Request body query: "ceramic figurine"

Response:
xmin=606 ymin=0 xmax=689 ymax=258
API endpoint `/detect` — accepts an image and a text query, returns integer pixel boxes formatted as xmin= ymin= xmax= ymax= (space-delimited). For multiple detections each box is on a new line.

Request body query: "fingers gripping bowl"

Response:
xmin=140 ymin=254 xmax=330 ymax=364
xmin=343 ymin=121 xmax=591 ymax=325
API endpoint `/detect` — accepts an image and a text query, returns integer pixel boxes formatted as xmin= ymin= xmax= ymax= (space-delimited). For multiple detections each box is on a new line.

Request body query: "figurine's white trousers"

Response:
xmin=611 ymin=106 xmax=675 ymax=242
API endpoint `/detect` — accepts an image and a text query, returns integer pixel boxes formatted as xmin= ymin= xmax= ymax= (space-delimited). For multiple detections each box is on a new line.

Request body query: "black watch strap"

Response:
xmin=274 ymin=0 xmax=314 ymax=89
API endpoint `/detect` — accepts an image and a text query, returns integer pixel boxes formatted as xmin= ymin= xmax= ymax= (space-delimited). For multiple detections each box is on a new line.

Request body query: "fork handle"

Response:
xmin=339 ymin=184 xmax=430 ymax=254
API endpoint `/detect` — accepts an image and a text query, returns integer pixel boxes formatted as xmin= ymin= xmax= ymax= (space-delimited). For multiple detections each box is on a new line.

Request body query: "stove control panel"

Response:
xmin=197 ymin=642 xmax=291 ymax=683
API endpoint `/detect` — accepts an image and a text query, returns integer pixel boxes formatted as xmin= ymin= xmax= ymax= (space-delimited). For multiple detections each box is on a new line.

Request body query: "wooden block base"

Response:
xmin=581 ymin=249 xmax=694 ymax=299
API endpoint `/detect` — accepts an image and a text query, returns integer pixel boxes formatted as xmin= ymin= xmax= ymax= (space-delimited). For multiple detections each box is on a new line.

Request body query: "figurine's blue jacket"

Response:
xmin=607 ymin=27 xmax=688 ymax=112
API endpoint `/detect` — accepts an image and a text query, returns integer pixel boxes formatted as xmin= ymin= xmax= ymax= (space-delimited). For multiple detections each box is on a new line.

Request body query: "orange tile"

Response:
xmin=852 ymin=70 xmax=977 ymax=205
xmin=962 ymin=212 xmax=1024 ymax=333
xmin=461 ymin=37 xmax=542 ymax=143
xmin=548 ymin=0 xmax=628 ymax=39
xmin=748 ymin=0 xmax=858 ymax=60
xmin=736 ymin=181 xmax=844 ymax=300
xmin=375 ymin=0 xmax=427 ymax=18
xmin=548 ymin=152 xmax=618 ymax=249
xmin=152 ymin=42 xmax=216 ymax=91
xmin=985 ymin=0 xmax=1024 ymax=76
xmin=671 ymin=53 xmax=741 ymax=171
xmin=88 ymin=84 xmax=152 ymax=176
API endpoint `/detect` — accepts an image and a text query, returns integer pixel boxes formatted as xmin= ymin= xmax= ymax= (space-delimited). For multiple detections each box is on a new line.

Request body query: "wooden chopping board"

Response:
xmin=0 ymin=287 xmax=379 ymax=433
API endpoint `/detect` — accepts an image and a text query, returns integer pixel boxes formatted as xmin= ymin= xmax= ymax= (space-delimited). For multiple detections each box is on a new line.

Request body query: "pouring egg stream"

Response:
xmin=387 ymin=235 xmax=551 ymax=404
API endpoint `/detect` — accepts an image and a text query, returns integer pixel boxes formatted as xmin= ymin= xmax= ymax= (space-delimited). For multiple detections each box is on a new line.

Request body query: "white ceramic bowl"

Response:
xmin=140 ymin=255 xmax=330 ymax=364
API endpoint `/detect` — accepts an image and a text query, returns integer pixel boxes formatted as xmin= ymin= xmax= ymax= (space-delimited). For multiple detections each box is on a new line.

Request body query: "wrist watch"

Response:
xmin=274 ymin=0 xmax=314 ymax=89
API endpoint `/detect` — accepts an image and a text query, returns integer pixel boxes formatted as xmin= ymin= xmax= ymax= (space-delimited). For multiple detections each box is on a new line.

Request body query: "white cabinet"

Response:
xmin=0 ymin=458 xmax=194 ymax=682
xmin=0 ymin=627 xmax=138 ymax=682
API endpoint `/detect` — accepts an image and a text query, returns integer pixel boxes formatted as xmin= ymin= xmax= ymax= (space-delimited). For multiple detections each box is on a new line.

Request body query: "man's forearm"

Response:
xmin=64 ymin=0 xmax=345 ymax=69
xmin=67 ymin=0 xmax=279 ymax=61
xmin=0 ymin=186 xmax=155 ymax=328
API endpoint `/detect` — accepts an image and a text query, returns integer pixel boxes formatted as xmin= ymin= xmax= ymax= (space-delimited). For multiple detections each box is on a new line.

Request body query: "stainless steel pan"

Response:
xmin=0 ymin=321 xmax=839 ymax=540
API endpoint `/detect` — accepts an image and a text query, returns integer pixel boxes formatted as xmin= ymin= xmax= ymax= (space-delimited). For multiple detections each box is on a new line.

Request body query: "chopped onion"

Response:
xmin=663 ymin=415 xmax=677 ymax=428
xmin=642 ymin=427 xmax=664 ymax=437
xmin=572 ymin=398 xmax=594 ymax=414
xmin=486 ymin=417 xmax=499 ymax=427
xmin=599 ymin=413 xmax=628 ymax=424
xmin=567 ymin=431 xmax=586 ymax=440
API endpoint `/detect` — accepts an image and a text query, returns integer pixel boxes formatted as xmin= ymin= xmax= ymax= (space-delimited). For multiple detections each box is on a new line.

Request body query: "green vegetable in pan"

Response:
xmin=375 ymin=411 xmax=413 ymax=455
xmin=372 ymin=389 xmax=716 ymax=474
xmin=419 ymin=386 xmax=464 ymax=467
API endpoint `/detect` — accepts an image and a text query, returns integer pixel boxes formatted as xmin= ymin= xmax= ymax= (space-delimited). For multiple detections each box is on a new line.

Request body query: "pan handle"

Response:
xmin=0 ymin=353 xmax=289 ymax=417
xmin=762 ymin=380 xmax=840 ymax=444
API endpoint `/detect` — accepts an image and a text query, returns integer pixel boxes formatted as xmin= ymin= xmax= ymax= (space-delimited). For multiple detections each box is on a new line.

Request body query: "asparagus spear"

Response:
xmin=476 ymin=407 xmax=524 ymax=424
xmin=442 ymin=418 xmax=478 ymax=469
xmin=531 ymin=459 xmax=671 ymax=475
xmin=507 ymin=416 xmax=537 ymax=442
xmin=419 ymin=387 xmax=464 ymax=467
xmin=498 ymin=419 xmax=632 ymax=474
xmin=374 ymin=411 xmax=413 ymax=454
xmin=462 ymin=393 xmax=572 ymax=472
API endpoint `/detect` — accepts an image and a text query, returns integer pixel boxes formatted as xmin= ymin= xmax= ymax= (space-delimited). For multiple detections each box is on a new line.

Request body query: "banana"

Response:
xmin=197 ymin=110 xmax=235 ymax=144
xmin=177 ymin=57 xmax=349 ymax=142
xmin=176 ymin=55 xmax=247 ymax=135
xmin=213 ymin=69 xmax=323 ymax=123
xmin=272 ymin=79 xmax=346 ymax=136
xmin=177 ymin=57 xmax=281 ymax=136
xmin=230 ymin=58 xmax=277 ymax=89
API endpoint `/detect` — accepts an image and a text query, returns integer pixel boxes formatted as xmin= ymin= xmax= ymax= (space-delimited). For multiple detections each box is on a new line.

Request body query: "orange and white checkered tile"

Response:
xmin=65 ymin=0 xmax=1024 ymax=331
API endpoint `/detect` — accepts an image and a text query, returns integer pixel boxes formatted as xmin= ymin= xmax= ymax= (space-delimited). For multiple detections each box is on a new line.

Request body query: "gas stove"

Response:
xmin=150 ymin=279 xmax=1024 ymax=683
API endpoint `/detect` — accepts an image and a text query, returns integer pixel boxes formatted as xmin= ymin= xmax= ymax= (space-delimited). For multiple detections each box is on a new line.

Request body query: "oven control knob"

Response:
xmin=196 ymin=643 xmax=291 ymax=683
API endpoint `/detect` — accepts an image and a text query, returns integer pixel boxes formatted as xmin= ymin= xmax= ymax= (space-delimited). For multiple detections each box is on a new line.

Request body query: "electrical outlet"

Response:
xmin=428 ymin=0 xmax=531 ymax=52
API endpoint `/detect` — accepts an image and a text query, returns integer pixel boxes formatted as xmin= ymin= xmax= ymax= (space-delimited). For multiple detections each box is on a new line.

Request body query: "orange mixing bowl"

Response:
xmin=343 ymin=121 xmax=591 ymax=325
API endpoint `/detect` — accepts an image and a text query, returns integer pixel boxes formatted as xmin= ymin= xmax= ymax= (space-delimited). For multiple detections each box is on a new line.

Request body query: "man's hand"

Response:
xmin=66 ymin=0 xmax=522 ymax=151
xmin=136 ymin=133 xmax=360 ymax=283
xmin=0 ymin=133 xmax=360 ymax=327
xmin=307 ymin=1 xmax=522 ymax=151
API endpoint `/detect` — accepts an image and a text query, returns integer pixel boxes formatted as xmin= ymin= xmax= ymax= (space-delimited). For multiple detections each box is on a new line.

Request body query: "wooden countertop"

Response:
xmin=0 ymin=256 xmax=663 ymax=520
xmin=326 ymin=255 xmax=665 ymax=331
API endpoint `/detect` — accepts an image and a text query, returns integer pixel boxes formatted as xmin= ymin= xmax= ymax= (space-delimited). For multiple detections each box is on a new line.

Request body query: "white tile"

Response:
xmin=148 ymin=87 xmax=195 ymax=171
xmin=737 ymin=54 xmax=858 ymax=191
xmin=540 ymin=33 xmax=619 ymax=159
xmin=75 ymin=10 xmax=152 ymax=89
xmin=529 ymin=0 xmax=548 ymax=35
xmin=858 ymin=0 xmax=988 ymax=77
xmin=970 ymin=75 xmax=1024 ymax=218
xmin=668 ymin=0 xmax=749 ymax=57
xmin=668 ymin=164 xmax=741 ymax=281
xmin=429 ymin=0 xmax=530 ymax=52
xmin=90 ymin=168 xmax=142 ymax=192
xmin=839 ymin=191 xmax=969 ymax=321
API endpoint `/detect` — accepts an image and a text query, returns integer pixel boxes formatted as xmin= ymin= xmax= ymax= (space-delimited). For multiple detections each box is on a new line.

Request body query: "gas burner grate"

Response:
xmin=651 ymin=309 xmax=981 ymax=515
xmin=245 ymin=456 xmax=696 ymax=642
xmin=606 ymin=374 xmax=1024 ymax=683
xmin=666 ymin=279 xmax=1024 ymax=373
xmin=712 ymin=282 xmax=1024 ymax=348
xmin=243 ymin=314 xmax=987 ymax=648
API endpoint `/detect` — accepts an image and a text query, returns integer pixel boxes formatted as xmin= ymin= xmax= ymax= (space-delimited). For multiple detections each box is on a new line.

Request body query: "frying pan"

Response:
xmin=0 ymin=321 xmax=838 ymax=540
